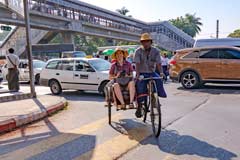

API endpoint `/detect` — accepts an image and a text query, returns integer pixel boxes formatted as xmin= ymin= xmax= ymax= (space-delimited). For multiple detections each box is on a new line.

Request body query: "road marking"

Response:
xmin=74 ymin=125 xmax=152 ymax=160
xmin=0 ymin=113 xmax=122 ymax=160
xmin=163 ymin=155 xmax=179 ymax=160
xmin=163 ymin=155 xmax=206 ymax=160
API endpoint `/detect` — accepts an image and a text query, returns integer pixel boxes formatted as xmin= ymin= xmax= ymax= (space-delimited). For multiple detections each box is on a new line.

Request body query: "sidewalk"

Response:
xmin=0 ymin=95 xmax=68 ymax=134
xmin=0 ymin=82 xmax=51 ymax=103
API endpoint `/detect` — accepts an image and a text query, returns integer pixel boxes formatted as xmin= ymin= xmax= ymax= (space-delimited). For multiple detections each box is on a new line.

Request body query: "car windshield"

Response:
xmin=33 ymin=61 xmax=46 ymax=69
xmin=88 ymin=59 xmax=110 ymax=71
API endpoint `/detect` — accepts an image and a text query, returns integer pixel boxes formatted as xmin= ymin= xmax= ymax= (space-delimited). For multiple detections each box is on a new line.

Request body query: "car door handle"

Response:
xmin=80 ymin=74 xmax=88 ymax=79
xmin=56 ymin=73 xmax=60 ymax=76
xmin=74 ymin=74 xmax=79 ymax=77
xmin=222 ymin=62 xmax=228 ymax=65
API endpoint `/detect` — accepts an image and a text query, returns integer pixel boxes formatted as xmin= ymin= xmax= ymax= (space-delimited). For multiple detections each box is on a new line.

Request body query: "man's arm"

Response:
xmin=15 ymin=55 xmax=20 ymax=67
xmin=157 ymin=63 xmax=163 ymax=75
xmin=133 ymin=49 xmax=141 ymax=78
xmin=135 ymin=63 xmax=140 ymax=78
xmin=156 ymin=50 xmax=164 ymax=76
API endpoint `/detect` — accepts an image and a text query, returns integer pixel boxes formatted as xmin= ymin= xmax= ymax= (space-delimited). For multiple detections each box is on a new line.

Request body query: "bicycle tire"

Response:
xmin=106 ymin=87 xmax=112 ymax=125
xmin=150 ymin=93 xmax=162 ymax=137
xmin=143 ymin=100 xmax=149 ymax=123
xmin=108 ymin=101 xmax=111 ymax=125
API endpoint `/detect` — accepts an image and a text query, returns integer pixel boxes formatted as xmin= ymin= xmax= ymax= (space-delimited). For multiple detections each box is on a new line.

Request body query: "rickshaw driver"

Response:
xmin=134 ymin=33 xmax=167 ymax=118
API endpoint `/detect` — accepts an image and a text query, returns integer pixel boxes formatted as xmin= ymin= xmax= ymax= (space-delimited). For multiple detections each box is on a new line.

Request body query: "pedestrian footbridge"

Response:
xmin=0 ymin=0 xmax=194 ymax=56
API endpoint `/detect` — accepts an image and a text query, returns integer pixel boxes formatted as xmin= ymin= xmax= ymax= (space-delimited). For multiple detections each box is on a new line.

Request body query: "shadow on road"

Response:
xmin=0 ymin=100 xmax=96 ymax=160
xmin=110 ymin=119 xmax=237 ymax=160
xmin=62 ymin=90 xmax=104 ymax=102
xmin=156 ymin=130 xmax=237 ymax=160
xmin=177 ymin=84 xmax=240 ymax=95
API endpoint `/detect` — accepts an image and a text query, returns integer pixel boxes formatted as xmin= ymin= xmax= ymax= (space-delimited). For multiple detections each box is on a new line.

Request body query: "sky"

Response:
xmin=80 ymin=0 xmax=240 ymax=39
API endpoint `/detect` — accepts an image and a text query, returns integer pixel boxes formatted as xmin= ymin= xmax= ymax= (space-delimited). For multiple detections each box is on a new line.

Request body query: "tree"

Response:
xmin=74 ymin=35 xmax=109 ymax=55
xmin=228 ymin=29 xmax=240 ymax=38
xmin=49 ymin=33 xmax=138 ymax=55
xmin=170 ymin=13 xmax=202 ymax=37
xmin=116 ymin=7 xmax=132 ymax=17
xmin=49 ymin=33 xmax=64 ymax=44
xmin=116 ymin=41 xmax=138 ymax=46
xmin=185 ymin=13 xmax=202 ymax=37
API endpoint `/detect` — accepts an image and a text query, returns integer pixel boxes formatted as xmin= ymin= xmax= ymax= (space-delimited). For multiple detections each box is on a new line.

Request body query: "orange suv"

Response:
xmin=169 ymin=46 xmax=240 ymax=89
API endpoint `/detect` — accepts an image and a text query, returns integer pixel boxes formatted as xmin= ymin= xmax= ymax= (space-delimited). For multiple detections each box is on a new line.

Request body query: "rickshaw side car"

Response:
xmin=105 ymin=76 xmax=162 ymax=137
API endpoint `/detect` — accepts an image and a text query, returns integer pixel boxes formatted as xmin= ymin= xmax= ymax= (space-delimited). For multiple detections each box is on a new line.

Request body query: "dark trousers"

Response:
xmin=162 ymin=65 xmax=169 ymax=81
xmin=136 ymin=72 xmax=167 ymax=103
xmin=7 ymin=69 xmax=19 ymax=91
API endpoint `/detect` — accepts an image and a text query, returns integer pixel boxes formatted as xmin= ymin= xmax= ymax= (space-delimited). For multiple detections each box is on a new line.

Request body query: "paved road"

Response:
xmin=0 ymin=82 xmax=239 ymax=160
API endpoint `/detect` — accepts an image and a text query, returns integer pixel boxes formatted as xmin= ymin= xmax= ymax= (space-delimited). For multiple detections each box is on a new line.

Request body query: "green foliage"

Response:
xmin=48 ymin=33 xmax=137 ymax=55
xmin=116 ymin=41 xmax=138 ymax=46
xmin=228 ymin=29 xmax=240 ymax=38
xmin=170 ymin=13 xmax=202 ymax=38
xmin=116 ymin=7 xmax=132 ymax=17
xmin=156 ymin=46 xmax=173 ymax=57
xmin=49 ymin=33 xmax=64 ymax=44
xmin=74 ymin=35 xmax=109 ymax=55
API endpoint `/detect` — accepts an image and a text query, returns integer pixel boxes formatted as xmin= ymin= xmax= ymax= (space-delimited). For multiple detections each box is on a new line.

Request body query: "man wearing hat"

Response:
xmin=134 ymin=33 xmax=167 ymax=118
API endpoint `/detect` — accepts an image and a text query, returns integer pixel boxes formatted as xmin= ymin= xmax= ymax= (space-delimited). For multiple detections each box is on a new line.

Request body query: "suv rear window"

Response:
xmin=183 ymin=51 xmax=199 ymax=58
xmin=199 ymin=49 xmax=219 ymax=59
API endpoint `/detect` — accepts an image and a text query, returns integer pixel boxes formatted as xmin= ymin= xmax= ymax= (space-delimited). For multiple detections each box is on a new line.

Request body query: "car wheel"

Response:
xmin=99 ymin=81 xmax=109 ymax=96
xmin=35 ymin=74 xmax=40 ymax=85
xmin=181 ymin=71 xmax=200 ymax=89
xmin=50 ymin=80 xmax=62 ymax=95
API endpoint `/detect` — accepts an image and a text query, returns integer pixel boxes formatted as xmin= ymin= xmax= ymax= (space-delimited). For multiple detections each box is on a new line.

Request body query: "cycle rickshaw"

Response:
xmin=105 ymin=76 xmax=162 ymax=137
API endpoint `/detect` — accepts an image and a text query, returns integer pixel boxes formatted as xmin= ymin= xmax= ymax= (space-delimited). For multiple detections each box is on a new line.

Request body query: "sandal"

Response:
xmin=117 ymin=105 xmax=122 ymax=111
xmin=129 ymin=103 xmax=134 ymax=109
xmin=104 ymin=103 xmax=109 ymax=107
xmin=121 ymin=104 xmax=126 ymax=110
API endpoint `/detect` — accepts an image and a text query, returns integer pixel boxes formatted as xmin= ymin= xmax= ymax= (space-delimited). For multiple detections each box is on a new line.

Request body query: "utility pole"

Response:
xmin=23 ymin=0 xmax=36 ymax=98
xmin=216 ymin=20 xmax=219 ymax=39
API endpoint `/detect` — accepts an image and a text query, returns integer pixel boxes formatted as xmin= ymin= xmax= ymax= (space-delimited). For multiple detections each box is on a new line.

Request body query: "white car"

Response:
xmin=0 ymin=71 xmax=3 ymax=83
xmin=2 ymin=59 xmax=46 ymax=84
xmin=40 ymin=58 xmax=111 ymax=95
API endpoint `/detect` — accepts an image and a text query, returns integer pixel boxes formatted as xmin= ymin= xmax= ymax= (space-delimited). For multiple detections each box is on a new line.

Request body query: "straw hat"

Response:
xmin=140 ymin=33 xmax=152 ymax=42
xmin=111 ymin=47 xmax=128 ymax=60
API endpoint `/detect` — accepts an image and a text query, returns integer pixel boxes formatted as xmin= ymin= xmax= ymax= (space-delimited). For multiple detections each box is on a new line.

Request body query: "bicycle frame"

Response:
xmin=139 ymin=76 xmax=162 ymax=137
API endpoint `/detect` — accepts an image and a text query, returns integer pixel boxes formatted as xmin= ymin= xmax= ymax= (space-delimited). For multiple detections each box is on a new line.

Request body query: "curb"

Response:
xmin=0 ymin=99 xmax=68 ymax=134
xmin=0 ymin=93 xmax=31 ymax=103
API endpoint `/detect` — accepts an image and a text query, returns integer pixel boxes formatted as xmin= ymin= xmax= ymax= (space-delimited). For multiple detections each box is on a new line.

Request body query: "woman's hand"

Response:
xmin=116 ymin=72 xmax=121 ymax=78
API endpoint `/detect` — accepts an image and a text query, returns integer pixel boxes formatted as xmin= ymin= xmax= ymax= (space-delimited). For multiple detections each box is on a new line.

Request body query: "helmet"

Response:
xmin=140 ymin=33 xmax=152 ymax=42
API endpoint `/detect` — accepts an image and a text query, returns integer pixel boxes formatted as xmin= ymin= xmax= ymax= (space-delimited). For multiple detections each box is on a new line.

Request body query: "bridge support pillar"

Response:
xmin=62 ymin=32 xmax=75 ymax=48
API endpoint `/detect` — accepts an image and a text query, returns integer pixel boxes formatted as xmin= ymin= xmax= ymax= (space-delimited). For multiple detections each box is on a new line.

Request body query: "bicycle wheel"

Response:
xmin=106 ymin=87 xmax=112 ymax=125
xmin=150 ymin=92 xmax=162 ymax=137
xmin=143 ymin=99 xmax=149 ymax=123
xmin=108 ymin=101 xmax=111 ymax=124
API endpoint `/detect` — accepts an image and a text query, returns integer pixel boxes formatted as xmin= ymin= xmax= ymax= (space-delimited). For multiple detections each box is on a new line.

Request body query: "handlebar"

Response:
xmin=137 ymin=76 xmax=163 ymax=81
